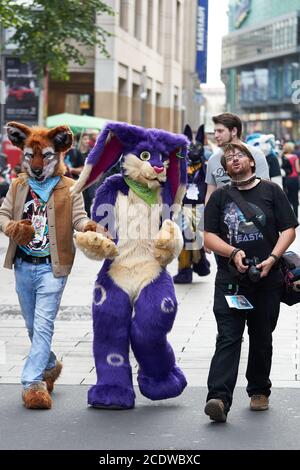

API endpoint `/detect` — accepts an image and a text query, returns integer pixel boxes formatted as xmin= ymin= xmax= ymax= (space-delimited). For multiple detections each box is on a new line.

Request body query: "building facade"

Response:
xmin=49 ymin=0 xmax=202 ymax=133
xmin=222 ymin=0 xmax=300 ymax=140
xmin=199 ymin=84 xmax=226 ymax=133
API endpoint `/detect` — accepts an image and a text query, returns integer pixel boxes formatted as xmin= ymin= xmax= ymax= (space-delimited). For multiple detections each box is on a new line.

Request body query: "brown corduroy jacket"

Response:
xmin=0 ymin=174 xmax=90 ymax=277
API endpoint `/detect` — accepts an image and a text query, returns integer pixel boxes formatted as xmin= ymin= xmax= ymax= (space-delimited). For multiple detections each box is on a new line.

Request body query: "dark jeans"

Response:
xmin=207 ymin=282 xmax=281 ymax=413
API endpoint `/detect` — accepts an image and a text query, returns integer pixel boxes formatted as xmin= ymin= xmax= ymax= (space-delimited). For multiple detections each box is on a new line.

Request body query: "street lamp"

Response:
xmin=140 ymin=65 xmax=147 ymax=128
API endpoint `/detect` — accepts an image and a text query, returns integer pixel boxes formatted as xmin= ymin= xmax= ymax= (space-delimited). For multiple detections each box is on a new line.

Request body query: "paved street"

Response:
xmin=1 ymin=230 xmax=300 ymax=449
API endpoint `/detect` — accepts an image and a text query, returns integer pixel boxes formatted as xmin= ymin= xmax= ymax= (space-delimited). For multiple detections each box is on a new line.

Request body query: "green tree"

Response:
xmin=0 ymin=0 xmax=24 ymax=28
xmin=0 ymin=0 xmax=114 ymax=118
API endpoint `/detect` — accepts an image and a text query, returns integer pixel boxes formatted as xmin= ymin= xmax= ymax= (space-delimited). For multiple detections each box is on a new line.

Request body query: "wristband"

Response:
xmin=229 ymin=248 xmax=242 ymax=263
xmin=269 ymin=253 xmax=279 ymax=264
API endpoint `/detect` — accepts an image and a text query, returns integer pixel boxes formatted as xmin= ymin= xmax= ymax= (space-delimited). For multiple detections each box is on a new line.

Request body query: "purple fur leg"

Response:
xmin=88 ymin=267 xmax=135 ymax=409
xmin=131 ymin=271 xmax=187 ymax=400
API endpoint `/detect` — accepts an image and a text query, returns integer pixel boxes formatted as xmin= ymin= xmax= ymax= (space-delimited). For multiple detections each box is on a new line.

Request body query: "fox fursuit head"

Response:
xmin=6 ymin=121 xmax=73 ymax=182
xmin=72 ymin=122 xmax=189 ymax=409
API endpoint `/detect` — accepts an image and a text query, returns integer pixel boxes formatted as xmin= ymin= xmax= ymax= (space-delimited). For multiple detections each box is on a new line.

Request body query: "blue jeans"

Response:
xmin=14 ymin=258 xmax=67 ymax=389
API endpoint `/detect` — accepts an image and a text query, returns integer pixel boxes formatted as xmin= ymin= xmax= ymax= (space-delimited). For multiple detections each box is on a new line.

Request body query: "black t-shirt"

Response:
xmin=204 ymin=180 xmax=298 ymax=287
xmin=0 ymin=180 xmax=9 ymax=198
xmin=266 ymin=155 xmax=281 ymax=178
xmin=64 ymin=148 xmax=85 ymax=180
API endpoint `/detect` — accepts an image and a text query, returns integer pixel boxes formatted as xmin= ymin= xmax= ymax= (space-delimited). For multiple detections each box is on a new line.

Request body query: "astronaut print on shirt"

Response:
xmin=223 ymin=202 xmax=265 ymax=245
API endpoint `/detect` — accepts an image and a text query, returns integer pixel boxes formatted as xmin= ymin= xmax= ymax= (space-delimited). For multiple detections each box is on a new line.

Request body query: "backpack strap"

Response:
xmin=226 ymin=186 xmax=277 ymax=248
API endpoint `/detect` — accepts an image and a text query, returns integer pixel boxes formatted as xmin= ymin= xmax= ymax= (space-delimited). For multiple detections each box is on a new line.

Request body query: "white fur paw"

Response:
xmin=154 ymin=220 xmax=183 ymax=266
xmin=75 ymin=231 xmax=118 ymax=260
xmin=153 ymin=246 xmax=174 ymax=267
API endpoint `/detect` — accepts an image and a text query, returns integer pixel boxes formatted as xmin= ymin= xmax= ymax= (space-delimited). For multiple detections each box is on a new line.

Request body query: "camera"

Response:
xmin=242 ymin=256 xmax=262 ymax=283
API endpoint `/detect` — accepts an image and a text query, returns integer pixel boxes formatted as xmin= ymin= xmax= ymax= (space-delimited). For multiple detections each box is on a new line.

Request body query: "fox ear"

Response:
xmin=195 ymin=125 xmax=205 ymax=145
xmin=183 ymin=124 xmax=193 ymax=142
xmin=6 ymin=121 xmax=31 ymax=149
xmin=47 ymin=126 xmax=73 ymax=152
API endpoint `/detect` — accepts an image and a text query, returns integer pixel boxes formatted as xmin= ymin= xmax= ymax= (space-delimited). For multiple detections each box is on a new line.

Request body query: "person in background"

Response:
xmin=88 ymin=130 xmax=99 ymax=149
xmin=78 ymin=132 xmax=91 ymax=162
xmin=64 ymin=133 xmax=85 ymax=180
xmin=293 ymin=142 xmax=300 ymax=159
xmin=0 ymin=152 xmax=10 ymax=205
xmin=245 ymin=133 xmax=282 ymax=188
xmin=205 ymin=113 xmax=269 ymax=205
xmin=78 ymin=133 xmax=96 ymax=217
xmin=0 ymin=170 xmax=9 ymax=206
xmin=281 ymin=142 xmax=300 ymax=220
xmin=10 ymin=164 xmax=22 ymax=180
xmin=64 ymin=132 xmax=95 ymax=216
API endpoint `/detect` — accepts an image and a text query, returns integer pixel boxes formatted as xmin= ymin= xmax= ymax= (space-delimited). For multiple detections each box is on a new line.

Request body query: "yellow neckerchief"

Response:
xmin=187 ymin=162 xmax=202 ymax=175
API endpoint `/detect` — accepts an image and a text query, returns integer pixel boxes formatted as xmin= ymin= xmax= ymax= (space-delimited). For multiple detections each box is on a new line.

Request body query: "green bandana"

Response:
xmin=124 ymin=176 xmax=158 ymax=206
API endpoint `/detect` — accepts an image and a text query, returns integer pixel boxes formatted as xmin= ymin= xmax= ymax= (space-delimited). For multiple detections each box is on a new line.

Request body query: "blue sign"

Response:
xmin=196 ymin=0 xmax=209 ymax=84
xmin=234 ymin=0 xmax=251 ymax=28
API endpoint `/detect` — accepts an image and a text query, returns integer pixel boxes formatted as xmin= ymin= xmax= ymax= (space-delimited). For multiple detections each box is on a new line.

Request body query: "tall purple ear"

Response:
xmin=167 ymin=148 xmax=187 ymax=205
xmin=183 ymin=124 xmax=193 ymax=142
xmin=195 ymin=125 xmax=205 ymax=145
xmin=164 ymin=134 xmax=188 ymax=206
xmin=72 ymin=121 xmax=143 ymax=193
xmin=72 ymin=123 xmax=124 ymax=194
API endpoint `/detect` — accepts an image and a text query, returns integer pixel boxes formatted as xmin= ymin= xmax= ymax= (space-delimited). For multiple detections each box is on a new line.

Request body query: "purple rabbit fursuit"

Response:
xmin=73 ymin=122 xmax=188 ymax=409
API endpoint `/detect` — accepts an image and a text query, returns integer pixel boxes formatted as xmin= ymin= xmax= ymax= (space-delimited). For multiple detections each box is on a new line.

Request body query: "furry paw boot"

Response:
xmin=173 ymin=268 xmax=193 ymax=284
xmin=22 ymin=382 xmax=52 ymax=409
xmin=43 ymin=360 xmax=63 ymax=393
xmin=192 ymin=248 xmax=210 ymax=276
xmin=137 ymin=365 xmax=187 ymax=400
xmin=88 ymin=384 xmax=135 ymax=409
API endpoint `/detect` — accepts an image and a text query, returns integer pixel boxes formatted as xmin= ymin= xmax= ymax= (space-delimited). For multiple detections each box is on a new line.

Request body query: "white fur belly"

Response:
xmin=108 ymin=190 xmax=162 ymax=301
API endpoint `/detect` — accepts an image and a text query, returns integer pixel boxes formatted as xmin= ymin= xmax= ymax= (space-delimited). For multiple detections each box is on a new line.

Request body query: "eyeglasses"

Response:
xmin=224 ymin=152 xmax=247 ymax=163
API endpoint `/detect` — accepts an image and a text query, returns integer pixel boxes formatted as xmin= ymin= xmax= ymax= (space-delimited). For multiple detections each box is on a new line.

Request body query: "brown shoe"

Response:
xmin=204 ymin=398 xmax=227 ymax=422
xmin=22 ymin=382 xmax=52 ymax=409
xmin=43 ymin=360 xmax=63 ymax=393
xmin=250 ymin=394 xmax=269 ymax=411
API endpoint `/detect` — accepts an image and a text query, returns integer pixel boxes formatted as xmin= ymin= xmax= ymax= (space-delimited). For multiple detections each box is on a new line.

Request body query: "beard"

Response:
xmin=230 ymin=168 xmax=248 ymax=179
xmin=219 ymin=131 xmax=234 ymax=147
xmin=228 ymin=160 xmax=255 ymax=180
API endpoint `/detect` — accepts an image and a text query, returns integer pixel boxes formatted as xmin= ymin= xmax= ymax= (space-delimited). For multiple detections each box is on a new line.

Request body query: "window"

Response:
xmin=119 ymin=0 xmax=128 ymax=31
xmin=134 ymin=0 xmax=142 ymax=40
xmin=117 ymin=77 xmax=127 ymax=122
xmin=175 ymin=1 xmax=181 ymax=61
xmin=173 ymin=94 xmax=179 ymax=132
xmin=147 ymin=0 xmax=153 ymax=47
xmin=157 ymin=0 xmax=163 ymax=54
xmin=222 ymin=14 xmax=299 ymax=67
xmin=155 ymin=92 xmax=162 ymax=128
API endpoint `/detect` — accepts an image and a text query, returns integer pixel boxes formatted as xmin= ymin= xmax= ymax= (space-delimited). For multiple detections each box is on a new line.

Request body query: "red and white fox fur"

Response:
xmin=5 ymin=121 xmax=97 ymax=245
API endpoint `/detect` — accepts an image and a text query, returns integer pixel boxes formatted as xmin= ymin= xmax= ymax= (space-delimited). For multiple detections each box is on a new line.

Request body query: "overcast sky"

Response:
xmin=206 ymin=0 xmax=229 ymax=87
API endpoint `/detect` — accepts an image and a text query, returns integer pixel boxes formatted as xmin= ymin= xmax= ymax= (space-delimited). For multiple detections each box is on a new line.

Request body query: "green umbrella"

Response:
xmin=46 ymin=113 xmax=109 ymax=133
